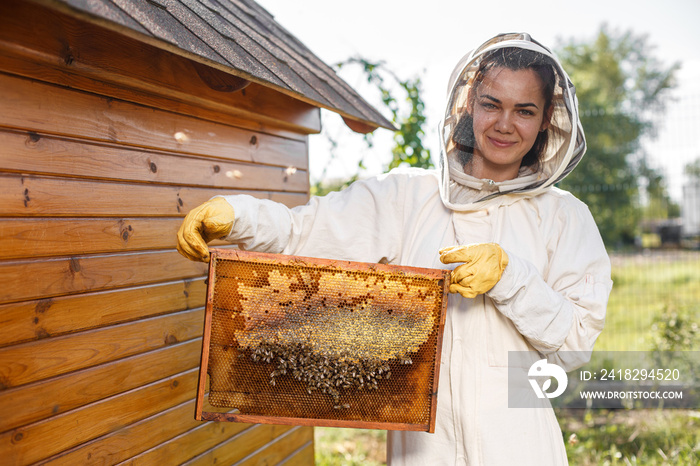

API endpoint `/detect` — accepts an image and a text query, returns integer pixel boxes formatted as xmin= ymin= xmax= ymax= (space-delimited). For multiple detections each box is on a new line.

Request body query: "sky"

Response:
xmin=256 ymin=0 xmax=700 ymax=200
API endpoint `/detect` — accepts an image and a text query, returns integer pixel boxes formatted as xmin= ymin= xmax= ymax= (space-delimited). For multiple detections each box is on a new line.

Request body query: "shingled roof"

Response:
xmin=39 ymin=0 xmax=394 ymax=132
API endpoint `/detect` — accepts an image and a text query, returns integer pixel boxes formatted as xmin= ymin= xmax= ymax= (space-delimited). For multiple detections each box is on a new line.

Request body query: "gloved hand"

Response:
xmin=176 ymin=197 xmax=235 ymax=262
xmin=439 ymin=243 xmax=509 ymax=299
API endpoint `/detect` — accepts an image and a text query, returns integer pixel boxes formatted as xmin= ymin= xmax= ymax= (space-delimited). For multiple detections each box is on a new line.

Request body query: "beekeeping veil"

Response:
xmin=438 ymin=33 xmax=586 ymax=211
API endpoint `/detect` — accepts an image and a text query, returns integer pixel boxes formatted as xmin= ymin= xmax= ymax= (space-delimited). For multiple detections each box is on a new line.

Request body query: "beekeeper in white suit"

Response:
xmin=177 ymin=33 xmax=612 ymax=465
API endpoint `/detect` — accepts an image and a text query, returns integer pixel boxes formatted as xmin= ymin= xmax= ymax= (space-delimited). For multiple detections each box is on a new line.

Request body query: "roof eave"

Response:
xmin=32 ymin=0 xmax=395 ymax=133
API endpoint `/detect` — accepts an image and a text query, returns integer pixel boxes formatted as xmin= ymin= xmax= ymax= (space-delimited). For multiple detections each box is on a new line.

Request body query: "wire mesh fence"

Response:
xmin=594 ymin=92 xmax=700 ymax=352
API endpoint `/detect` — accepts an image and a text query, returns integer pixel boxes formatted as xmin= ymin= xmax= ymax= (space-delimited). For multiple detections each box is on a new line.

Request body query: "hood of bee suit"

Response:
xmin=438 ymin=33 xmax=586 ymax=212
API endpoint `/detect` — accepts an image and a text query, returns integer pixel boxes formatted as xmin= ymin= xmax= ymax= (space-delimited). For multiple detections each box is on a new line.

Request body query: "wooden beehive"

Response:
xmin=196 ymin=249 xmax=450 ymax=432
xmin=1 ymin=0 xmax=396 ymax=463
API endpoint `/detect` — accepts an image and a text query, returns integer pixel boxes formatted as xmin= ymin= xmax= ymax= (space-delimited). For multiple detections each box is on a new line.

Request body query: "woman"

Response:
xmin=177 ymin=33 xmax=612 ymax=465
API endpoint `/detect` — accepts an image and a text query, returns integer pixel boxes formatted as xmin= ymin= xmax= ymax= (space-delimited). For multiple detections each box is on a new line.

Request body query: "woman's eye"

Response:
xmin=518 ymin=109 xmax=535 ymax=116
xmin=480 ymin=102 xmax=497 ymax=109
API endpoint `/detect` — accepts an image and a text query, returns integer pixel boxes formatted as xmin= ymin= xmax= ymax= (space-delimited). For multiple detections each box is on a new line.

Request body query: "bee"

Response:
xmin=247 ymin=338 xmax=412 ymax=403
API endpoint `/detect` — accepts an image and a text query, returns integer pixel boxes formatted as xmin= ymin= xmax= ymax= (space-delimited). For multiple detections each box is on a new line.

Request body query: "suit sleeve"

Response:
xmin=486 ymin=196 xmax=613 ymax=371
xmin=217 ymin=172 xmax=407 ymax=264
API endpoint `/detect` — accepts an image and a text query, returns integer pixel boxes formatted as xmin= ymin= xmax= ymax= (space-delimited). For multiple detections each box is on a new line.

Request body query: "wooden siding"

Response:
xmin=0 ymin=2 xmax=315 ymax=464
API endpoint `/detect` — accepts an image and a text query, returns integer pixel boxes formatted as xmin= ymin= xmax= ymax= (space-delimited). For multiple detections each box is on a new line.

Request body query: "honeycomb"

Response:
xmin=199 ymin=249 xmax=449 ymax=431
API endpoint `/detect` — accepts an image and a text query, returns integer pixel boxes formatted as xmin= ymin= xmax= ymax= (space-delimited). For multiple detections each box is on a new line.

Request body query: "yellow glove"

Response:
xmin=439 ymin=243 xmax=509 ymax=299
xmin=176 ymin=197 xmax=235 ymax=262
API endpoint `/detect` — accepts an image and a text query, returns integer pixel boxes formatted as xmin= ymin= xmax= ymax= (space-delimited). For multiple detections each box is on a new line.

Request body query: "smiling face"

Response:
xmin=466 ymin=66 xmax=551 ymax=181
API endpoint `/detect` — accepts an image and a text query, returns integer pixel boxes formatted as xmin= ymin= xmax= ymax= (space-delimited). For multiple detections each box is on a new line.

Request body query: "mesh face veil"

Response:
xmin=438 ymin=33 xmax=586 ymax=210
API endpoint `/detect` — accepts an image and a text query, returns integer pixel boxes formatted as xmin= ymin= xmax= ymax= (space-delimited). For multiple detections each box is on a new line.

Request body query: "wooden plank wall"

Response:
xmin=0 ymin=1 xmax=317 ymax=464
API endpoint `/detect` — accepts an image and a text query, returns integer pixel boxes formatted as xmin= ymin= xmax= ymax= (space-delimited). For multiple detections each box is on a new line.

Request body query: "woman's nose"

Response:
xmin=494 ymin=111 xmax=514 ymax=133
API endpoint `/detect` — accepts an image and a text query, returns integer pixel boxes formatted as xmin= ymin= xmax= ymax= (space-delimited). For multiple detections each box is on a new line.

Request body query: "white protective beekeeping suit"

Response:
xmin=218 ymin=33 xmax=612 ymax=466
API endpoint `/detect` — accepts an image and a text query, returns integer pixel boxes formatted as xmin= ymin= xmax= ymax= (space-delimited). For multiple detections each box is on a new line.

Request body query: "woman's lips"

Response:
xmin=488 ymin=137 xmax=516 ymax=148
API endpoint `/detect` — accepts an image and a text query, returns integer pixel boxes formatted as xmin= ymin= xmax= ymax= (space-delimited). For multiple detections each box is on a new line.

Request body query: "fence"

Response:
xmin=596 ymin=92 xmax=700 ymax=352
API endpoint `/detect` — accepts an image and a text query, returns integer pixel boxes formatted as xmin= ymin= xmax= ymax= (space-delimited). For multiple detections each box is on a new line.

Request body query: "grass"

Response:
xmin=597 ymin=250 xmax=700 ymax=351
xmin=558 ymin=409 xmax=700 ymax=465
xmin=315 ymin=428 xmax=386 ymax=466
xmin=313 ymin=251 xmax=700 ymax=464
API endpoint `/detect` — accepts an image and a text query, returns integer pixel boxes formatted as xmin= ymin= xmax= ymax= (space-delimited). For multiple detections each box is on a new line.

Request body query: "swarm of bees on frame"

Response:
xmin=219 ymin=262 xmax=439 ymax=411
xmin=247 ymin=341 xmax=414 ymax=408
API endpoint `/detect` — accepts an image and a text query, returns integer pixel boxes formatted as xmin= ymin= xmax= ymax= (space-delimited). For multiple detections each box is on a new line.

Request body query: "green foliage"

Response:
xmin=647 ymin=303 xmax=700 ymax=402
xmin=311 ymin=177 xmax=360 ymax=197
xmin=310 ymin=58 xmax=432 ymax=197
xmin=639 ymin=158 xmax=681 ymax=219
xmin=337 ymin=57 xmax=433 ymax=171
xmin=559 ymin=409 xmax=700 ymax=465
xmin=599 ymin=252 xmax=700 ymax=351
xmin=556 ymin=26 xmax=679 ymax=246
xmin=315 ymin=428 xmax=386 ymax=465
xmin=685 ymin=158 xmax=700 ymax=180
xmin=649 ymin=304 xmax=700 ymax=352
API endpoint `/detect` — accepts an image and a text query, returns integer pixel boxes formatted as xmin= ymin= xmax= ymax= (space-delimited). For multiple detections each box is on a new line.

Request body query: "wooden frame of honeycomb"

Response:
xmin=195 ymin=249 xmax=449 ymax=432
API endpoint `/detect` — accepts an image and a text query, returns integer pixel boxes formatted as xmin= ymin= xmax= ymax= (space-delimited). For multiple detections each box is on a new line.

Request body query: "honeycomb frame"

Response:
xmin=195 ymin=248 xmax=449 ymax=432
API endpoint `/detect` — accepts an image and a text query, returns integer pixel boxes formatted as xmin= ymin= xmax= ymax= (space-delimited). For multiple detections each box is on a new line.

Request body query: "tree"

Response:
xmin=639 ymin=158 xmax=680 ymax=220
xmin=685 ymin=157 xmax=700 ymax=180
xmin=556 ymin=26 xmax=679 ymax=246
xmin=311 ymin=58 xmax=432 ymax=196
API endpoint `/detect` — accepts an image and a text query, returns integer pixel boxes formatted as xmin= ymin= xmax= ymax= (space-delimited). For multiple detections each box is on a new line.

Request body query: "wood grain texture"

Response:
xmin=118 ymin=416 xmax=251 ymax=466
xmin=280 ymin=441 xmax=316 ymax=466
xmin=195 ymin=263 xmax=217 ymax=421
xmin=0 ymin=129 xmax=308 ymax=185
xmin=182 ymin=424 xmax=295 ymax=466
xmin=199 ymin=411 xmax=427 ymax=432
xmin=0 ymin=174 xmax=308 ymax=217
xmin=38 ymin=399 xmax=204 ymax=466
xmin=0 ymin=217 xmax=185 ymax=260
xmin=0 ymin=339 xmax=202 ymax=433
xmin=236 ymin=426 xmax=314 ymax=466
xmin=0 ymin=250 xmax=208 ymax=305
xmin=0 ymin=309 xmax=203 ymax=389
xmin=0 ymin=279 xmax=205 ymax=348
xmin=0 ymin=71 xmax=315 ymax=172
xmin=0 ymin=369 xmax=199 ymax=466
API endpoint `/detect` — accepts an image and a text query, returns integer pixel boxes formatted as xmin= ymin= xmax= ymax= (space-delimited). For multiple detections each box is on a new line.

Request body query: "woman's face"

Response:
xmin=467 ymin=66 xmax=550 ymax=181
